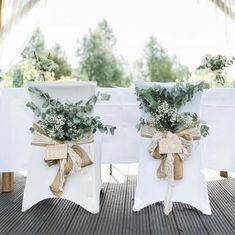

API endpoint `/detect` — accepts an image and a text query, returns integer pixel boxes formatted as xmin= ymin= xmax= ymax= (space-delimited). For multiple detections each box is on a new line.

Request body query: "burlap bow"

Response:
xmin=31 ymin=124 xmax=93 ymax=197
xmin=141 ymin=125 xmax=201 ymax=215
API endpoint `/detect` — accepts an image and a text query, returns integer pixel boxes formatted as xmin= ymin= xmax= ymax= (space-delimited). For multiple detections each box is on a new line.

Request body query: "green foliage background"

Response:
xmin=2 ymin=20 xmax=190 ymax=87
xmin=137 ymin=36 xmax=190 ymax=82
xmin=76 ymin=20 xmax=132 ymax=87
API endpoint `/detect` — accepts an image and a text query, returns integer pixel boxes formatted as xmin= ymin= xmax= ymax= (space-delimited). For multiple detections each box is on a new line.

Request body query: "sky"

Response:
xmin=38 ymin=0 xmax=235 ymax=71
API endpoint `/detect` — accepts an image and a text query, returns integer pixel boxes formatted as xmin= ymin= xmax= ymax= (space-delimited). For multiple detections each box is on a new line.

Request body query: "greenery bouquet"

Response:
xmin=136 ymin=82 xmax=209 ymax=136
xmin=197 ymin=55 xmax=235 ymax=86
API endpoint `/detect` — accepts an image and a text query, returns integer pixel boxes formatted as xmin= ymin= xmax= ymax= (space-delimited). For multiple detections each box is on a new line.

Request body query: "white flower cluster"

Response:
xmin=40 ymin=114 xmax=66 ymax=139
xmin=178 ymin=113 xmax=194 ymax=128
xmin=153 ymin=101 xmax=179 ymax=128
xmin=144 ymin=100 xmax=198 ymax=132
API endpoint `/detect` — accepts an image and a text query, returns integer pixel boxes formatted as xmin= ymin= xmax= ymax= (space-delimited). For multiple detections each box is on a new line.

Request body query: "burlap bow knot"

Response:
xmin=31 ymin=124 xmax=93 ymax=196
xmin=141 ymin=125 xmax=201 ymax=215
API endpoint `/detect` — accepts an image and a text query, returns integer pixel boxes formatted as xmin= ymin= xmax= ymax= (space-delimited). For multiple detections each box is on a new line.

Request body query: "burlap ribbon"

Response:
xmin=31 ymin=124 xmax=93 ymax=196
xmin=141 ymin=125 xmax=201 ymax=215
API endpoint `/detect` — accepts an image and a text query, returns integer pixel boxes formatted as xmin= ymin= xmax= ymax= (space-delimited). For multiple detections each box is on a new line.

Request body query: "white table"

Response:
xmin=201 ymin=88 xmax=235 ymax=172
xmin=1 ymin=87 xmax=235 ymax=183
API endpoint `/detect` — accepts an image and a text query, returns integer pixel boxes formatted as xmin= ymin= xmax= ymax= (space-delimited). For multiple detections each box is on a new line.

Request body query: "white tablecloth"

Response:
xmin=95 ymin=88 xmax=141 ymax=163
xmin=0 ymin=89 xmax=32 ymax=172
xmin=202 ymin=88 xmax=235 ymax=172
xmin=0 ymin=87 xmax=235 ymax=172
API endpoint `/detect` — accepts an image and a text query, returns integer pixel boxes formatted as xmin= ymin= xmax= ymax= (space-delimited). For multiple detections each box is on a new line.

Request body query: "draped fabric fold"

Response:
xmin=31 ymin=124 xmax=93 ymax=196
xmin=0 ymin=0 xmax=47 ymax=74
xmin=141 ymin=125 xmax=201 ymax=215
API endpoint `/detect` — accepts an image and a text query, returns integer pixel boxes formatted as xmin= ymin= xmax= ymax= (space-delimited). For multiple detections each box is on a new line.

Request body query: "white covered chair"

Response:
xmin=22 ymin=81 xmax=102 ymax=214
xmin=95 ymin=87 xmax=141 ymax=164
xmin=133 ymin=82 xmax=211 ymax=215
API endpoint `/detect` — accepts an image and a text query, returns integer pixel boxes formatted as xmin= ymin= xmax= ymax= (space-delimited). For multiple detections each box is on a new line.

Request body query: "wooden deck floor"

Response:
xmin=0 ymin=173 xmax=235 ymax=235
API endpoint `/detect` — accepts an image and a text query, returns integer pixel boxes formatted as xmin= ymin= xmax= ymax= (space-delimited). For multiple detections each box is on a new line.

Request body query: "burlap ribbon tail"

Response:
xmin=141 ymin=125 xmax=201 ymax=215
xmin=31 ymin=124 xmax=93 ymax=196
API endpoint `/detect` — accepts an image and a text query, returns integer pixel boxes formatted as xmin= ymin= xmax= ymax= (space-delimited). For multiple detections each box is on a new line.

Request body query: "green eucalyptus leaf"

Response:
xmin=26 ymin=87 xmax=116 ymax=141
xmin=200 ymin=125 xmax=209 ymax=138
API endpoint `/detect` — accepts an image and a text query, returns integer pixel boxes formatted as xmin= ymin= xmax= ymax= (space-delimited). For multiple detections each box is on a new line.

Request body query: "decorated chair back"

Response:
xmin=135 ymin=81 xmax=202 ymax=117
xmin=28 ymin=81 xmax=97 ymax=121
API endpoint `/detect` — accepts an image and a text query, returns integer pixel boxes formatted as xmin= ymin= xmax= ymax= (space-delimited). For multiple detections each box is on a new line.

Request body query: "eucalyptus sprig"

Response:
xmin=26 ymin=87 xmax=116 ymax=141
xmin=33 ymin=53 xmax=58 ymax=81
xmin=135 ymin=82 xmax=209 ymax=136
xmin=197 ymin=55 xmax=235 ymax=71
xmin=197 ymin=55 xmax=235 ymax=86
xmin=135 ymin=81 xmax=208 ymax=116
xmin=33 ymin=53 xmax=58 ymax=73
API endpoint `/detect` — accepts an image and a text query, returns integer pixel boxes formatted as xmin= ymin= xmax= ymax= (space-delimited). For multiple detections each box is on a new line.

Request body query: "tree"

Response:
xmin=76 ymin=19 xmax=131 ymax=87
xmin=171 ymin=55 xmax=190 ymax=81
xmin=49 ymin=44 xmax=72 ymax=80
xmin=22 ymin=27 xmax=46 ymax=59
xmin=139 ymin=36 xmax=190 ymax=82
xmin=4 ymin=28 xmax=73 ymax=87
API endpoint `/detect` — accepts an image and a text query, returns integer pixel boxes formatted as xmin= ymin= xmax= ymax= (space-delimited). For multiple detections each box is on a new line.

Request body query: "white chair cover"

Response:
xmin=133 ymin=82 xmax=211 ymax=215
xmin=95 ymin=87 xmax=141 ymax=163
xmin=202 ymin=88 xmax=235 ymax=172
xmin=22 ymin=81 xmax=102 ymax=214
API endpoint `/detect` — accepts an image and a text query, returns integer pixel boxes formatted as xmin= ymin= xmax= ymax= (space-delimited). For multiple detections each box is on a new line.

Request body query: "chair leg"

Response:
xmin=100 ymin=186 xmax=105 ymax=194
xmin=2 ymin=172 xmax=14 ymax=192
xmin=220 ymin=171 xmax=228 ymax=178
xmin=109 ymin=164 xmax=113 ymax=176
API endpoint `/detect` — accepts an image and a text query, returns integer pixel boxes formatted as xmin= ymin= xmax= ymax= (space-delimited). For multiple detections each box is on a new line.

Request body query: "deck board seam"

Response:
xmin=90 ymin=182 xmax=111 ymax=234
xmin=121 ymin=169 xmax=130 ymax=235
xmin=217 ymin=178 xmax=235 ymax=199
xmin=172 ymin=207 xmax=183 ymax=235
xmin=209 ymin=194 xmax=235 ymax=230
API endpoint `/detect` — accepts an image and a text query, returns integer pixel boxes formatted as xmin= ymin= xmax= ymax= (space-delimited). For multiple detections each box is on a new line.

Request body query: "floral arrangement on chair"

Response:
xmin=197 ymin=55 xmax=235 ymax=86
xmin=26 ymin=87 xmax=116 ymax=196
xmin=33 ymin=53 xmax=58 ymax=81
xmin=135 ymin=81 xmax=209 ymax=215
xmin=136 ymin=82 xmax=209 ymax=136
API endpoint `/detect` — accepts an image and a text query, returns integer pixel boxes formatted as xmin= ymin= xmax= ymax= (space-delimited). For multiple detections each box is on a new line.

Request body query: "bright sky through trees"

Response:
xmin=38 ymin=0 xmax=235 ymax=71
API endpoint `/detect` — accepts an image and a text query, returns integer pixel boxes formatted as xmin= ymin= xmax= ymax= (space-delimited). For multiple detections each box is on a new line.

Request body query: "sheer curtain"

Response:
xmin=0 ymin=0 xmax=47 ymax=75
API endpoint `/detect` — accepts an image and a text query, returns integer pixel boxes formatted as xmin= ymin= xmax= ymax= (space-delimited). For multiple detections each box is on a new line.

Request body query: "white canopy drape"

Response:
xmin=0 ymin=0 xmax=47 ymax=75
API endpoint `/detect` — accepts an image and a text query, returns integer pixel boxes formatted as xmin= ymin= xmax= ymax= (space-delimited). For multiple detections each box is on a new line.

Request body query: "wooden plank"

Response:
xmin=94 ymin=179 xmax=128 ymax=235
xmin=35 ymin=199 xmax=78 ymax=235
xmin=1 ymin=174 xmax=235 ymax=235
xmin=0 ymin=173 xmax=25 ymax=205
xmin=123 ymin=176 xmax=151 ymax=235
xmin=172 ymin=203 xmax=208 ymax=234
xmin=208 ymin=180 xmax=235 ymax=228
xmin=196 ymin=189 xmax=235 ymax=235
xmin=3 ymin=198 xmax=60 ymax=234
xmin=0 ymin=185 xmax=24 ymax=213
xmin=65 ymin=182 xmax=109 ymax=234
xmin=217 ymin=177 xmax=235 ymax=196
xmin=148 ymin=202 xmax=179 ymax=235
xmin=0 ymin=174 xmax=61 ymax=234
xmin=0 ymin=197 xmax=23 ymax=234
